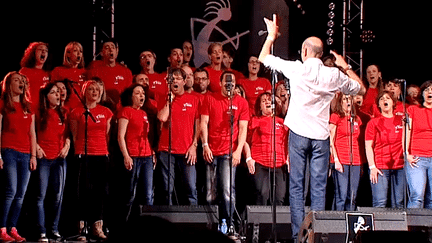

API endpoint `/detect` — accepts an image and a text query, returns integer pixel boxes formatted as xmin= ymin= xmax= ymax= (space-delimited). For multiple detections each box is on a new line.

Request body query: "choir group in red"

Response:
xmin=0 ymin=38 xmax=431 ymax=242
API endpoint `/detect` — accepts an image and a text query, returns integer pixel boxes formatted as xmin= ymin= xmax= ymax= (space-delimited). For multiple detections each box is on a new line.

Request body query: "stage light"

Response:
xmin=360 ymin=30 xmax=375 ymax=43
xmin=326 ymin=3 xmax=336 ymax=45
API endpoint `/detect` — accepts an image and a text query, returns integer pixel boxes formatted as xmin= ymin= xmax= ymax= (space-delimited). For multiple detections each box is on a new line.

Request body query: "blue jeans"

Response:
xmin=371 ymin=169 xmax=405 ymax=208
xmin=0 ymin=148 xmax=31 ymax=228
xmin=332 ymin=164 xmax=360 ymax=211
xmin=206 ymin=154 xmax=236 ymax=226
xmin=125 ymin=156 xmax=153 ymax=221
xmin=36 ymin=157 xmax=67 ymax=234
xmin=159 ymin=152 xmax=197 ymax=205
xmin=289 ymin=131 xmax=329 ymax=240
xmin=406 ymin=157 xmax=432 ymax=209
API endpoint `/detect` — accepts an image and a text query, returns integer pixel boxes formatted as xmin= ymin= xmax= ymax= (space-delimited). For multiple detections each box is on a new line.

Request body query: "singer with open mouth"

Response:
xmin=258 ymin=14 xmax=365 ymax=241
xmin=157 ymin=68 xmax=200 ymax=206
xmin=19 ymin=42 xmax=50 ymax=109
xmin=0 ymin=72 xmax=36 ymax=243
xmin=404 ymin=80 xmax=432 ymax=209
xmin=365 ymin=90 xmax=404 ymax=208
xmin=200 ymin=71 xmax=249 ymax=231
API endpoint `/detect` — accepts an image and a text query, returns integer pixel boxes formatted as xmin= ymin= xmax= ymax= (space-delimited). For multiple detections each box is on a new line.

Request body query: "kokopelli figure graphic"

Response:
xmin=190 ymin=0 xmax=250 ymax=68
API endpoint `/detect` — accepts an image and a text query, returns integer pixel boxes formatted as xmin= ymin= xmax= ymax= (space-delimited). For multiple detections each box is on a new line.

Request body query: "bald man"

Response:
xmin=258 ymin=14 xmax=365 ymax=240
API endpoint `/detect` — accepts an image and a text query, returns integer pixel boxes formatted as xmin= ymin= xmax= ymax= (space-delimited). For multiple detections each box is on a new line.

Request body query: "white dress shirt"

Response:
xmin=264 ymin=55 xmax=361 ymax=140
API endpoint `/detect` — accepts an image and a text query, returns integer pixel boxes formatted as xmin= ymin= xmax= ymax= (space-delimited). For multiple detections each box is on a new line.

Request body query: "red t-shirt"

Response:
xmin=86 ymin=62 xmax=133 ymax=105
xmin=70 ymin=104 xmax=113 ymax=155
xmin=204 ymin=66 xmax=223 ymax=93
xmin=201 ymin=92 xmax=249 ymax=156
xmin=118 ymin=107 xmax=152 ymax=157
xmin=248 ymin=115 xmax=288 ymax=168
xmin=361 ymin=87 xmax=379 ymax=115
xmin=157 ymin=92 xmax=200 ymax=154
xmin=146 ymin=72 xmax=168 ymax=102
xmin=51 ymin=66 xmax=86 ymax=110
xmin=19 ymin=67 xmax=50 ymax=107
xmin=407 ymin=105 xmax=432 ymax=157
xmin=365 ymin=115 xmax=404 ymax=170
xmin=330 ymin=113 xmax=362 ymax=165
xmin=0 ymin=101 xmax=33 ymax=153
xmin=37 ymin=109 xmax=68 ymax=160
xmin=237 ymin=77 xmax=272 ymax=115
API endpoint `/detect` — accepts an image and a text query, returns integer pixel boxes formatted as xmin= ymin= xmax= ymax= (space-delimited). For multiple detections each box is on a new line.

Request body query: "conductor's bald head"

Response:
xmin=301 ymin=37 xmax=324 ymax=62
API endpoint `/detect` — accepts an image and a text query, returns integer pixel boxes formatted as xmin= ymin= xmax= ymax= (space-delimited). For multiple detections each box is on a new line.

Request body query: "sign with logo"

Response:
xmin=345 ymin=213 xmax=374 ymax=243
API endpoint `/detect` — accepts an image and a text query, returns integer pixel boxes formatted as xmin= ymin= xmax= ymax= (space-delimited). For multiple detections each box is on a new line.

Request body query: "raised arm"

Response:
xmin=258 ymin=14 xmax=279 ymax=63
xmin=330 ymin=50 xmax=366 ymax=95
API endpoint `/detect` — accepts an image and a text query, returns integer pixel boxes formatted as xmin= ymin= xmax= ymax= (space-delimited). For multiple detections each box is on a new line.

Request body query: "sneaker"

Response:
xmin=50 ymin=231 xmax=62 ymax=242
xmin=39 ymin=233 xmax=49 ymax=242
xmin=9 ymin=227 xmax=26 ymax=242
xmin=0 ymin=227 xmax=15 ymax=243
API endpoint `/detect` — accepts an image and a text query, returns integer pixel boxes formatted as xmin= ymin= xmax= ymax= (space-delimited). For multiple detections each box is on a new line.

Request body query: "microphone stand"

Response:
xmin=269 ymin=44 xmax=278 ymax=243
xmin=64 ymin=79 xmax=97 ymax=241
xmin=348 ymin=101 xmax=355 ymax=211
xmin=400 ymin=79 xmax=409 ymax=208
xmin=226 ymin=84 xmax=235 ymax=235
xmin=166 ymin=69 xmax=175 ymax=205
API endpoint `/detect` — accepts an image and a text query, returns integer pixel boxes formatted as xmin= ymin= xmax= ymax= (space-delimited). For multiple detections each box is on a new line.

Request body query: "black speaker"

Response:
xmin=140 ymin=205 xmax=219 ymax=230
xmin=357 ymin=207 xmax=432 ymax=228
xmin=357 ymin=207 xmax=432 ymax=242
xmin=245 ymin=205 xmax=310 ymax=243
xmin=298 ymin=210 xmax=408 ymax=243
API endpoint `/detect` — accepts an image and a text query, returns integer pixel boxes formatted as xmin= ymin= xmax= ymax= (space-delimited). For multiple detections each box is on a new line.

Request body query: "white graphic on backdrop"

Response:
xmin=190 ymin=0 xmax=250 ymax=68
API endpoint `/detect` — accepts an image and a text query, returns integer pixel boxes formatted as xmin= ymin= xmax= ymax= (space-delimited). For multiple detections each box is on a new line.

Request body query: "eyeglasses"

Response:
xmin=249 ymin=60 xmax=260 ymax=64
xmin=195 ymin=77 xmax=208 ymax=82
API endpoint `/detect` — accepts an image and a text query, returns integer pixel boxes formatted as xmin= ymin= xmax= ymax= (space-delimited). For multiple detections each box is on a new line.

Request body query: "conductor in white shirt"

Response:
xmin=258 ymin=14 xmax=366 ymax=241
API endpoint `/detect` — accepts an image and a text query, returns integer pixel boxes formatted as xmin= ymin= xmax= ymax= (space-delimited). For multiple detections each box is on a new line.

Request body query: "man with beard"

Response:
xmin=193 ymin=68 xmax=210 ymax=95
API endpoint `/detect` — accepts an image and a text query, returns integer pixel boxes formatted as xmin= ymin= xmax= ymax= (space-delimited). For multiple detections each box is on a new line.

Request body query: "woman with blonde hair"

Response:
xmin=51 ymin=42 xmax=86 ymax=110
xmin=70 ymin=80 xmax=113 ymax=241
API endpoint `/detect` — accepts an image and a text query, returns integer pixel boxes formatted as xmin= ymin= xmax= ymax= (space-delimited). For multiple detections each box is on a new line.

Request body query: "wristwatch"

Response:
xmin=344 ymin=64 xmax=352 ymax=72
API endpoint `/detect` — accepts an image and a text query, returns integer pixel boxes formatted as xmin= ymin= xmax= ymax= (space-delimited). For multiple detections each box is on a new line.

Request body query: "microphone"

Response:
xmin=226 ymin=74 xmax=233 ymax=97
xmin=258 ymin=30 xmax=282 ymax=37
xmin=258 ymin=30 xmax=267 ymax=36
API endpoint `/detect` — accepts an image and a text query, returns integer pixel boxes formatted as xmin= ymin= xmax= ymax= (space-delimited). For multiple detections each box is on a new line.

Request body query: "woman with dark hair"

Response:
xmin=51 ymin=42 xmax=86 ymax=110
xmin=19 ymin=42 xmax=50 ymax=107
xmin=244 ymin=92 xmax=289 ymax=205
xmin=329 ymin=94 xmax=362 ymax=211
xmin=70 ymin=80 xmax=113 ymax=241
xmin=35 ymin=83 xmax=70 ymax=242
xmin=0 ymin=71 xmax=37 ymax=242
xmin=118 ymin=83 xmax=155 ymax=222
xmin=361 ymin=64 xmax=383 ymax=115
xmin=237 ymin=56 xmax=271 ymax=116
xmin=365 ymin=91 xmax=404 ymax=208
xmin=404 ymin=80 xmax=432 ymax=209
